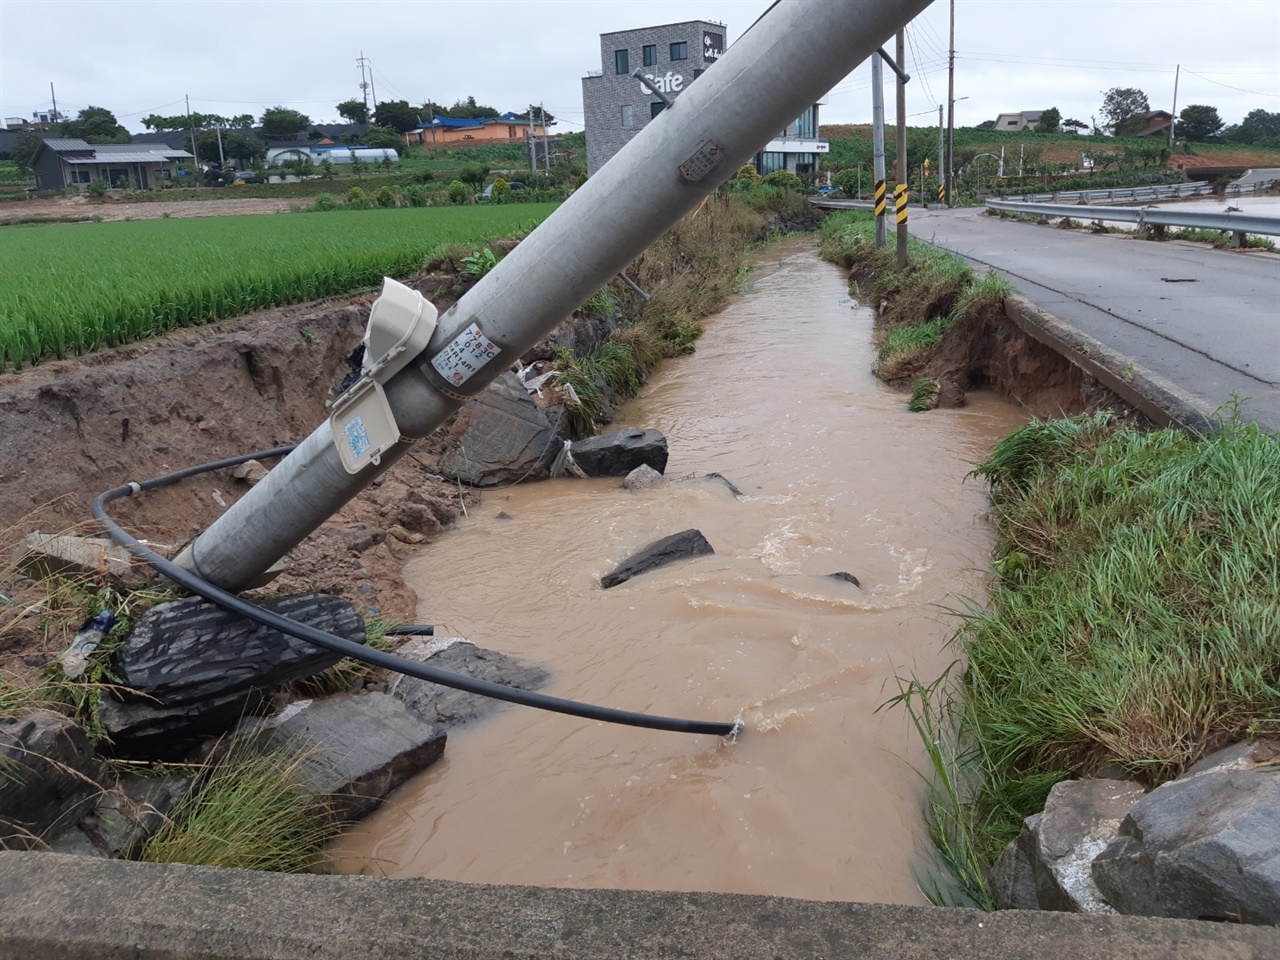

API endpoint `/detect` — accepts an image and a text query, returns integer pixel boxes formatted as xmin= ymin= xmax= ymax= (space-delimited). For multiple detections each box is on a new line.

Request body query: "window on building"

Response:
xmin=794 ymin=106 xmax=816 ymax=140
xmin=651 ymin=102 xmax=666 ymax=120
xmin=615 ymin=49 xmax=629 ymax=75
xmin=643 ymin=44 xmax=657 ymax=67
xmin=795 ymin=153 xmax=816 ymax=174
xmin=670 ymin=41 xmax=688 ymax=61
xmin=70 ymin=170 xmax=91 ymax=183
xmin=756 ymin=151 xmax=786 ymax=175
xmin=621 ymin=104 xmax=634 ymax=127
xmin=693 ymin=69 xmax=704 ymax=80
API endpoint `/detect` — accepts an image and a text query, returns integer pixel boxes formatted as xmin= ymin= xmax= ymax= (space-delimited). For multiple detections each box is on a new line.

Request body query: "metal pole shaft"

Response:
xmin=175 ymin=0 xmax=932 ymax=591
xmin=895 ymin=29 xmax=908 ymax=268
xmin=946 ymin=0 xmax=955 ymax=207
xmin=872 ymin=53 xmax=886 ymax=248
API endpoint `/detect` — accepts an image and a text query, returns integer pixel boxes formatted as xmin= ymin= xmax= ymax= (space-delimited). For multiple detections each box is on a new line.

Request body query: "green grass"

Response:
xmin=819 ymin=211 xmax=1009 ymax=383
xmin=0 ymin=204 xmax=556 ymax=371
xmin=893 ymin=412 xmax=1280 ymax=903
xmin=137 ymin=738 xmax=338 ymax=871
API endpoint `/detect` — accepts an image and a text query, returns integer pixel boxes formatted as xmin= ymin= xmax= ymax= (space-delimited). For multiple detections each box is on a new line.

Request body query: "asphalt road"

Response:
xmin=906 ymin=206 xmax=1280 ymax=432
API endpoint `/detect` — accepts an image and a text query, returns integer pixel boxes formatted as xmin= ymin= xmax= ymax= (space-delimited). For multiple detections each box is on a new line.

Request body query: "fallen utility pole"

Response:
xmin=175 ymin=0 xmax=933 ymax=591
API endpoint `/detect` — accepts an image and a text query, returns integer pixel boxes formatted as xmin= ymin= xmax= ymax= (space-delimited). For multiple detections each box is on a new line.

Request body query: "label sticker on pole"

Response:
xmin=678 ymin=140 xmax=725 ymax=182
xmin=431 ymin=322 xmax=501 ymax=388
xmin=895 ymin=184 xmax=908 ymax=224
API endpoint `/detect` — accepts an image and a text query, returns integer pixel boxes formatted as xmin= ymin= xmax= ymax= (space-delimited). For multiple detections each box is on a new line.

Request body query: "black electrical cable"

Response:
xmin=91 ymin=447 xmax=740 ymax=738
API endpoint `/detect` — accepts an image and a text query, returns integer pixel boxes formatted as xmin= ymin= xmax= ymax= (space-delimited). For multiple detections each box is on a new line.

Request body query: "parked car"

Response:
xmin=481 ymin=181 xmax=527 ymax=197
xmin=816 ymin=184 xmax=837 ymax=196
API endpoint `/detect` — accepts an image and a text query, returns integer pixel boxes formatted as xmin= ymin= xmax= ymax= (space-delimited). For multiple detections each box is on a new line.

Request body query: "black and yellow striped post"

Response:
xmin=894 ymin=184 xmax=908 ymax=224
xmin=937 ymin=182 xmax=946 ymax=205
xmin=873 ymin=179 xmax=887 ymax=247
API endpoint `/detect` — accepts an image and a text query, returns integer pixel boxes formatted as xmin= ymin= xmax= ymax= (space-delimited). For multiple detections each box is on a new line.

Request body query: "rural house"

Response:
xmin=404 ymin=113 xmax=549 ymax=148
xmin=992 ymin=110 xmax=1046 ymax=131
xmin=30 ymin=139 xmax=193 ymax=191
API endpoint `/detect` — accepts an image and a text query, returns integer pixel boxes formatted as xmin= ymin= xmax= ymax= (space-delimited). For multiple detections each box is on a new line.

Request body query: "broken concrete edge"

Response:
xmin=1 ymin=852 xmax=1277 ymax=960
xmin=1002 ymin=296 xmax=1220 ymax=436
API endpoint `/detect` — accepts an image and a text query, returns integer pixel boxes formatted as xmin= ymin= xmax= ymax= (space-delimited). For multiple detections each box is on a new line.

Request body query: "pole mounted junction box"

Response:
xmin=329 ymin=277 xmax=438 ymax=474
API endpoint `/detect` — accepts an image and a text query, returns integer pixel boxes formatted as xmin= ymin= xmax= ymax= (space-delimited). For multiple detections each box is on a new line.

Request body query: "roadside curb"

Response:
xmin=1002 ymin=294 xmax=1220 ymax=434
xmin=2 ymin=852 xmax=1278 ymax=959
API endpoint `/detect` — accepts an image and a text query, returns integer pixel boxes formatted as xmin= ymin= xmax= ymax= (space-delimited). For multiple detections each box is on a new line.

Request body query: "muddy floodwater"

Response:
xmin=329 ymin=237 xmax=1028 ymax=904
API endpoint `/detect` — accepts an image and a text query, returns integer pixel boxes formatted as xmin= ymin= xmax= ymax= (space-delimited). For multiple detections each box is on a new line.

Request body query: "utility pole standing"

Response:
xmin=895 ymin=29 xmax=908 ymax=268
xmin=185 ymin=94 xmax=200 ymax=178
xmin=945 ymin=0 xmax=955 ymax=207
xmin=1169 ymin=63 xmax=1180 ymax=150
xmin=50 ymin=82 xmax=59 ymax=125
xmin=357 ymin=53 xmax=372 ymax=118
xmin=872 ymin=52 xmax=886 ymax=248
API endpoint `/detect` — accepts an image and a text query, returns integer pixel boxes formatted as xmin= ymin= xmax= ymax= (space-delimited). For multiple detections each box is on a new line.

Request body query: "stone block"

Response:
xmin=601 ymin=528 xmax=714 ymax=589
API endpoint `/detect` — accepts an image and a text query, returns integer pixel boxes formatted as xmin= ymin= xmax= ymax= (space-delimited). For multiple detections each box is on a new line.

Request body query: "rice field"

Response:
xmin=0 ymin=204 xmax=557 ymax=371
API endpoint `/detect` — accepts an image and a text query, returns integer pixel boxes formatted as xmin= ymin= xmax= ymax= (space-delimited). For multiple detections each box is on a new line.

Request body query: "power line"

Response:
xmin=1183 ymin=70 xmax=1280 ymax=99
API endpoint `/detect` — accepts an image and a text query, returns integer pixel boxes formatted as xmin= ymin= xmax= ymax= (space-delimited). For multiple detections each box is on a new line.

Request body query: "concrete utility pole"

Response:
xmin=945 ymin=0 xmax=955 ymax=207
xmin=895 ymin=29 xmax=908 ymax=268
xmin=174 ymin=0 xmax=934 ymax=592
xmin=185 ymin=94 xmax=199 ymax=177
xmin=50 ymin=82 xmax=58 ymax=125
xmin=357 ymin=53 xmax=372 ymax=118
xmin=1169 ymin=63 xmax=1180 ymax=150
xmin=872 ymin=52 xmax=887 ymax=248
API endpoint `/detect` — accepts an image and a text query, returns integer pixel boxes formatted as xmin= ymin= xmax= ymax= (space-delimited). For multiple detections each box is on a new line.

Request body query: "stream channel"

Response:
xmin=329 ymin=236 xmax=1028 ymax=904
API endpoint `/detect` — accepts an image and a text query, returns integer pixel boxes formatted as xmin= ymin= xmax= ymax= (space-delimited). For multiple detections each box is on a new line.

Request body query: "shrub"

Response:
xmin=460 ymin=246 xmax=499 ymax=278
xmin=345 ymin=186 xmax=368 ymax=207
xmin=735 ymin=163 xmax=762 ymax=183
xmin=374 ymin=185 xmax=397 ymax=208
xmin=490 ymin=177 xmax=510 ymax=203
xmin=832 ymin=168 xmax=862 ymax=197
xmin=448 ymin=179 xmax=468 ymax=204
xmin=404 ymin=184 xmax=427 ymax=207
xmin=85 ymin=178 xmax=109 ymax=198
xmin=762 ymin=170 xmax=804 ymax=191
xmin=312 ymin=192 xmax=337 ymax=212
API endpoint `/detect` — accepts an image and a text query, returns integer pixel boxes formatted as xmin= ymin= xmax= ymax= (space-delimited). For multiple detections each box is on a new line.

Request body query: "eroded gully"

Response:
xmin=328 ymin=235 xmax=1028 ymax=905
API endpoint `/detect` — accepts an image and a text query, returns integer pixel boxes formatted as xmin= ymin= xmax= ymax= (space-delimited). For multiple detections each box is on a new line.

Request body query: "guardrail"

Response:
xmin=985 ymin=198 xmax=1280 ymax=247
xmin=999 ymin=182 xmax=1214 ymax=204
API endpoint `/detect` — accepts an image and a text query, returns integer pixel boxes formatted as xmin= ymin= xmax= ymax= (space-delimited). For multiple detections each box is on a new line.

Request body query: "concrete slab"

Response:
xmin=0 ymin=852 xmax=1277 ymax=960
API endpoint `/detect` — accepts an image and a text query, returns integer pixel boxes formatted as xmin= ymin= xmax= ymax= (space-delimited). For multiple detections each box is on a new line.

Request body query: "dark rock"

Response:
xmin=1092 ymin=742 xmax=1280 ymax=924
xmin=569 ymin=428 xmax=668 ymax=478
xmin=327 ymin=523 xmax=385 ymax=555
xmin=990 ymin=814 xmax=1041 ymax=910
xmin=389 ymin=639 xmax=550 ymax=728
xmin=622 ymin=464 xmax=664 ymax=491
xmin=1027 ymin=779 xmax=1145 ymax=913
xmin=495 ymin=511 xmax=514 ymax=521
xmin=0 ymin=711 xmax=107 ymax=849
xmin=825 ymin=571 xmax=861 ymax=587
xmin=51 ymin=776 xmax=190 ymax=859
xmin=258 ymin=693 xmax=446 ymax=823
xmin=438 ymin=372 xmax=567 ymax=487
xmin=601 ymin=529 xmax=714 ymax=589
xmin=101 ymin=594 xmax=365 ymax=760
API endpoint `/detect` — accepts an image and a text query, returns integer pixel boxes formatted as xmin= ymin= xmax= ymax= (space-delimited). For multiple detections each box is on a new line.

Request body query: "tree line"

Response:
xmin=9 ymin=95 xmax=552 ymax=174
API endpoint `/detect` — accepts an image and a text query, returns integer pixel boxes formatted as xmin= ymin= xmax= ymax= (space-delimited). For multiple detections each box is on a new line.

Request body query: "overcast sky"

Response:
xmin=2 ymin=1 xmax=1277 ymax=135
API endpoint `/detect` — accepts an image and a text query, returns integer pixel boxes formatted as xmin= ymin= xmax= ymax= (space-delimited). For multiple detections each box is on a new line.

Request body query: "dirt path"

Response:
xmin=0 ymin=193 xmax=297 ymax=224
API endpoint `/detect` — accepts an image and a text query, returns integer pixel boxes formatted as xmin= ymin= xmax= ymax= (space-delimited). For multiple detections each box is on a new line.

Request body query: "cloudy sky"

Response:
xmin=2 ymin=0 xmax=1277 ymax=135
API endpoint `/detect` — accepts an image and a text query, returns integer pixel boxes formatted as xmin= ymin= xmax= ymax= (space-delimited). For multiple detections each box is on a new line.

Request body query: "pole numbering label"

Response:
xmin=431 ymin=322 xmax=500 ymax=388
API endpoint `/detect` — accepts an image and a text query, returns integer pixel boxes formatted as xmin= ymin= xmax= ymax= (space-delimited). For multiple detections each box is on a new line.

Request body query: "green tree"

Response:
xmin=831 ymin=167 xmax=862 ymax=197
xmin=373 ymin=100 xmax=420 ymax=134
xmin=1099 ymin=87 xmax=1149 ymax=137
xmin=448 ymin=179 xmax=468 ymax=204
xmin=1224 ymin=108 xmax=1280 ymax=145
xmin=445 ymin=96 xmax=500 ymax=120
xmin=11 ymin=131 xmax=43 ymax=173
xmin=1033 ymin=108 xmax=1061 ymax=134
xmin=361 ymin=124 xmax=404 ymax=150
xmin=336 ymin=99 xmax=369 ymax=124
xmin=318 ymin=156 xmax=335 ymax=179
xmin=1176 ymin=105 xmax=1224 ymax=142
xmin=60 ymin=106 xmax=130 ymax=143
xmin=489 ymin=177 xmax=510 ymax=202
xmin=458 ymin=163 xmax=489 ymax=197
xmin=762 ymin=169 xmax=803 ymax=191
xmin=192 ymin=129 xmax=264 ymax=166
xmin=259 ymin=107 xmax=312 ymax=138
xmin=1062 ymin=118 xmax=1088 ymax=133
xmin=735 ymin=163 xmax=762 ymax=183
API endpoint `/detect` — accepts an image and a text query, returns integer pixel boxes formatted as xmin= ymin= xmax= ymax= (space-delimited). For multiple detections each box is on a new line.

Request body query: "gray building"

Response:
xmin=581 ymin=18 xmax=827 ymax=177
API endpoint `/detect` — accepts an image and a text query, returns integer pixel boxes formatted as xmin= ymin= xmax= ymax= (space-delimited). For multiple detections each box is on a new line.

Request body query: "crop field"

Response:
xmin=0 ymin=204 xmax=556 ymax=371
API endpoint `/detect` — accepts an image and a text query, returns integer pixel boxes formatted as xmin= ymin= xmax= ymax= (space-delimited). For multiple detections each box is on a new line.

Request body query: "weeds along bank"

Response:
xmin=820 ymin=208 xmax=1280 ymax=909
xmin=0 ymin=188 xmax=811 ymax=870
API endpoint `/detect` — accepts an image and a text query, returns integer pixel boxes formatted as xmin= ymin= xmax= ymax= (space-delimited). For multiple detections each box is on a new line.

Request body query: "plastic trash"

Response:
xmin=62 ymin=609 xmax=116 ymax=680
